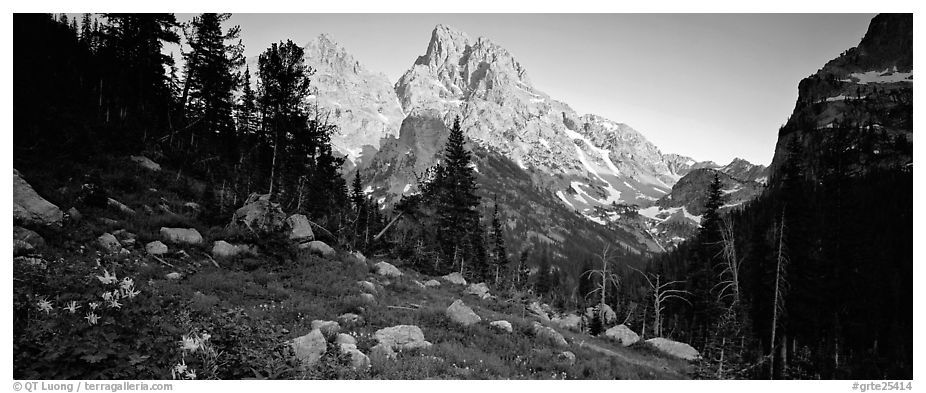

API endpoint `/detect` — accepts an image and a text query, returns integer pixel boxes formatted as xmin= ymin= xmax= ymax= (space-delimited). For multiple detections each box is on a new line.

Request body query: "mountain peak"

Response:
xmin=416 ymin=24 xmax=472 ymax=68
xmin=305 ymin=33 xmax=363 ymax=75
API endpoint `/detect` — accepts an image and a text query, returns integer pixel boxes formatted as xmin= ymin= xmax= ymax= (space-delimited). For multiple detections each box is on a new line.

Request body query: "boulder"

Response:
xmin=442 ymin=272 xmax=467 ymax=285
xmin=528 ymin=302 xmax=550 ymax=321
xmin=373 ymin=325 xmax=432 ymax=352
xmin=338 ymin=313 xmax=365 ymax=327
xmin=211 ymin=240 xmax=256 ymax=258
xmin=129 ymin=155 xmax=161 ymax=171
xmin=145 ymin=241 xmax=169 ymax=256
xmin=291 ymin=329 xmax=327 ymax=366
xmin=341 ymin=345 xmax=371 ymax=369
xmin=646 ymin=338 xmax=700 ymax=361
xmin=357 ymin=280 xmax=377 ymax=294
xmin=586 ymin=304 xmax=617 ymax=325
xmin=97 ymin=233 xmax=123 ymax=253
xmin=552 ymin=314 xmax=582 ymax=332
xmin=424 ymin=279 xmax=441 ymax=288
xmin=285 ymin=214 xmax=314 ymax=243
xmin=359 ymin=293 xmax=376 ymax=304
xmin=489 ymin=320 xmax=513 ymax=333
xmin=160 ymin=227 xmax=203 ymax=245
xmin=373 ymin=261 xmax=402 ymax=277
xmin=107 ymin=197 xmax=136 ymax=216
xmin=301 ymin=240 xmax=335 ymax=258
xmin=604 ymin=325 xmax=640 ymax=347
xmin=411 ymin=280 xmax=427 ymax=290
xmin=370 ymin=343 xmax=396 ymax=361
xmin=532 ymin=322 xmax=568 ymax=348
xmin=165 ymin=272 xmax=183 ymax=280
xmin=310 ymin=320 xmax=341 ymax=339
xmin=446 ymin=299 xmax=482 ymax=326
xmin=348 ymin=251 xmax=367 ymax=264
xmin=335 ymin=333 xmax=357 ymax=348
xmin=13 ymin=227 xmax=45 ymax=256
xmin=14 ymin=169 xmax=64 ymax=226
xmin=67 ymin=207 xmax=83 ymax=222
xmin=229 ymin=193 xmax=286 ymax=235
xmin=557 ymin=351 xmax=576 ymax=366
xmin=465 ymin=282 xmax=491 ymax=299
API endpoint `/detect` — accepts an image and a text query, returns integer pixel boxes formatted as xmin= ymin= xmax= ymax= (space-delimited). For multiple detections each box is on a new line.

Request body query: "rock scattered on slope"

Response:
xmin=446 ymin=299 xmax=482 ymax=326
xmin=160 ymin=227 xmax=203 ymax=245
xmin=585 ymin=304 xmax=617 ymax=325
xmin=229 ymin=193 xmax=286 ymax=235
xmin=291 ymin=329 xmax=327 ymax=366
xmin=373 ymin=325 xmax=432 ymax=352
xmin=310 ymin=320 xmax=341 ymax=339
xmin=357 ymin=280 xmax=377 ymax=294
xmin=424 ymin=279 xmax=441 ymax=287
xmin=145 ymin=241 xmax=168 ymax=256
xmin=532 ymin=322 xmax=568 ymax=348
xmin=557 ymin=351 xmax=576 ymax=366
xmin=165 ymin=272 xmax=182 ymax=280
xmin=465 ymin=282 xmax=491 ymax=299
xmin=13 ymin=227 xmax=45 ymax=256
xmin=14 ymin=169 xmax=64 ymax=227
xmin=301 ymin=240 xmax=335 ymax=258
xmin=528 ymin=302 xmax=551 ymax=321
xmin=604 ymin=324 xmax=640 ymax=347
xmin=359 ymin=293 xmax=376 ymax=304
xmin=373 ymin=261 xmax=402 ymax=277
xmin=645 ymin=337 xmax=700 ymax=361
xmin=338 ymin=313 xmax=365 ymax=327
xmin=97 ymin=233 xmax=123 ymax=253
xmin=107 ymin=197 xmax=136 ymax=216
xmin=211 ymin=240 xmax=256 ymax=258
xmin=442 ymin=272 xmax=467 ymax=285
xmin=489 ymin=320 xmax=513 ymax=333
xmin=285 ymin=214 xmax=314 ymax=243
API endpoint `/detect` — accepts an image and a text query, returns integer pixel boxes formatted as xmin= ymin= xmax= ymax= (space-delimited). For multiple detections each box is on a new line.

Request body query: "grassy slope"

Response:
xmin=14 ymin=156 xmax=691 ymax=380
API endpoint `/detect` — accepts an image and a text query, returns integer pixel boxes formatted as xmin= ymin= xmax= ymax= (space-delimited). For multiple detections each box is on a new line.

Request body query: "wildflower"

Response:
xmin=108 ymin=299 xmax=122 ymax=309
xmin=89 ymin=302 xmax=100 ymax=310
xmin=96 ymin=269 xmax=118 ymax=285
xmin=124 ymin=287 xmax=141 ymax=299
xmin=179 ymin=335 xmax=201 ymax=352
xmin=36 ymin=297 xmax=54 ymax=314
xmin=84 ymin=312 xmax=100 ymax=325
xmin=172 ymin=361 xmax=188 ymax=379
xmin=120 ymin=277 xmax=134 ymax=291
xmin=184 ymin=370 xmax=197 ymax=380
xmin=102 ymin=292 xmax=113 ymax=301
xmin=65 ymin=301 xmax=81 ymax=314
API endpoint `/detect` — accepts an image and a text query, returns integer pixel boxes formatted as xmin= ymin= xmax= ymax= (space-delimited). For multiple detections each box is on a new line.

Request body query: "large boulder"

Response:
xmin=373 ymin=261 xmax=402 ymax=277
xmin=160 ymin=227 xmax=203 ymax=245
xmin=338 ymin=313 xmax=365 ymax=327
xmin=335 ymin=333 xmax=357 ymax=349
xmin=446 ymin=299 xmax=482 ymax=327
xmin=465 ymin=283 xmax=491 ymax=299
xmin=442 ymin=272 xmax=467 ymax=285
xmin=211 ymin=240 xmax=256 ymax=258
xmin=130 ymin=155 xmax=161 ymax=171
xmin=604 ymin=325 xmax=640 ymax=347
xmin=14 ymin=169 xmax=63 ymax=226
xmin=373 ymin=325 xmax=432 ymax=352
xmin=489 ymin=320 xmax=513 ymax=333
xmin=301 ymin=240 xmax=335 ymax=258
xmin=532 ymin=322 xmax=568 ymax=348
xmin=424 ymin=279 xmax=441 ymax=288
xmin=13 ymin=226 xmax=45 ymax=256
xmin=557 ymin=351 xmax=576 ymax=366
xmin=646 ymin=338 xmax=701 ymax=361
xmin=291 ymin=329 xmax=327 ymax=366
xmin=340 ymin=344 xmax=371 ymax=369
xmin=552 ymin=314 xmax=582 ymax=332
xmin=97 ymin=233 xmax=123 ymax=253
xmin=145 ymin=240 xmax=169 ymax=256
xmin=310 ymin=320 xmax=341 ymax=339
xmin=357 ymin=280 xmax=377 ymax=294
xmin=528 ymin=302 xmax=551 ymax=322
xmin=229 ymin=193 xmax=286 ymax=235
xmin=585 ymin=304 xmax=617 ymax=325
xmin=285 ymin=214 xmax=314 ymax=243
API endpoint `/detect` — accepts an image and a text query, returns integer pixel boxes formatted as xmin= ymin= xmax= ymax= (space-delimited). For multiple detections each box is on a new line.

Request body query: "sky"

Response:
xmin=171 ymin=13 xmax=876 ymax=165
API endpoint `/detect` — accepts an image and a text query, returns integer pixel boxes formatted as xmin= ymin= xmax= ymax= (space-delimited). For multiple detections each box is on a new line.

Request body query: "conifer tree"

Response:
xmin=490 ymin=196 xmax=509 ymax=284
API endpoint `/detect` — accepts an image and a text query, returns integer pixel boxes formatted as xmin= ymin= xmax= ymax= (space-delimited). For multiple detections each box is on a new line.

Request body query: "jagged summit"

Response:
xmin=305 ymin=34 xmax=365 ymax=75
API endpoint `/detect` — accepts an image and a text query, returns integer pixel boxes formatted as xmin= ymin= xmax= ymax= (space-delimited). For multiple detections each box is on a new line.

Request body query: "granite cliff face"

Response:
xmin=300 ymin=34 xmax=405 ymax=164
xmin=769 ymin=13 xmax=912 ymax=182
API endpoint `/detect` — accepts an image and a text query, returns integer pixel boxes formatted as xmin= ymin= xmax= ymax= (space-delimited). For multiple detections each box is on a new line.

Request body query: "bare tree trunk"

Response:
xmin=770 ymin=209 xmax=788 ymax=379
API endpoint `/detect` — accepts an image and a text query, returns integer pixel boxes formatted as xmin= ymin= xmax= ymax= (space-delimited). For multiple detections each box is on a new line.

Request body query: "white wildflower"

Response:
xmin=36 ymin=297 xmax=54 ymax=314
xmin=65 ymin=301 xmax=81 ymax=314
xmin=96 ymin=269 xmax=118 ymax=285
xmin=84 ymin=312 xmax=100 ymax=325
